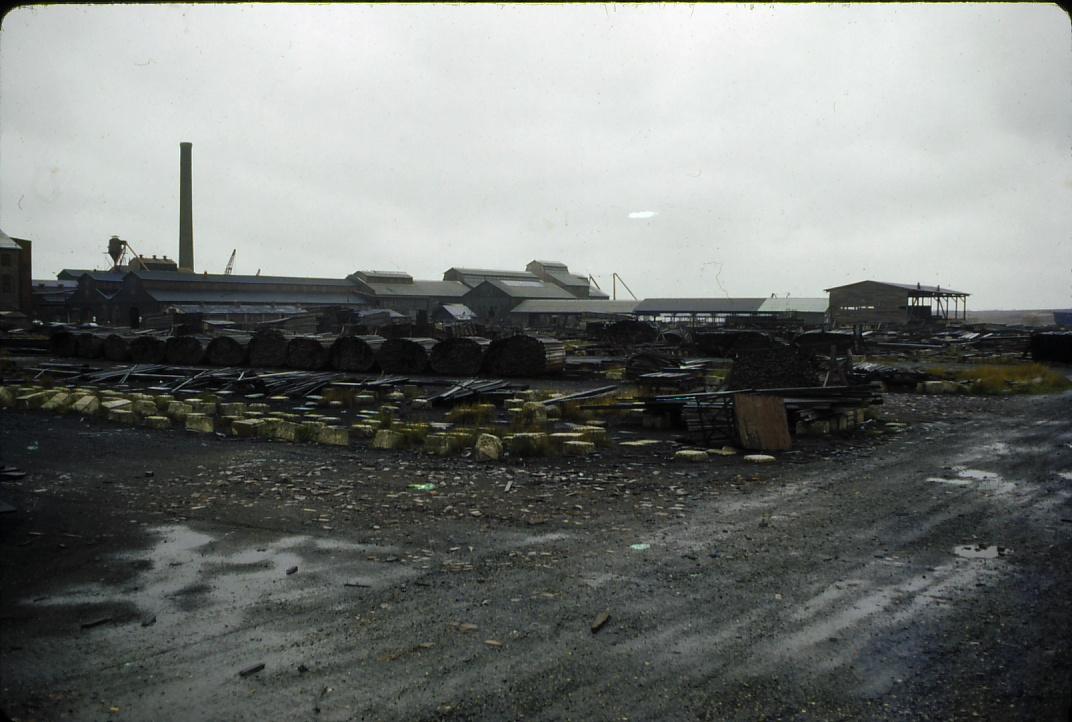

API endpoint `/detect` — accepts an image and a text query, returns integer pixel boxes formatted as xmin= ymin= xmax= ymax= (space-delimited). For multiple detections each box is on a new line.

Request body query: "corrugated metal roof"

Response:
xmin=472 ymin=279 xmax=576 ymax=299
xmin=146 ymin=289 xmax=367 ymax=305
xmin=633 ymin=298 xmax=768 ymax=314
xmin=169 ymin=303 xmax=307 ymax=315
xmin=511 ymin=299 xmax=638 ymax=315
xmin=362 ymin=280 xmax=469 ymax=298
xmin=353 ymin=270 xmax=414 ymax=283
xmin=823 ymin=280 xmax=969 ymax=296
xmin=529 ymin=260 xmax=568 ymax=269
xmin=448 ymin=267 xmax=536 ymax=279
xmin=135 ymin=270 xmax=355 ymax=286
xmin=756 ymin=297 xmax=829 ymax=314
xmin=60 ymin=269 xmax=127 ymax=283
xmin=437 ymin=303 xmax=478 ymax=320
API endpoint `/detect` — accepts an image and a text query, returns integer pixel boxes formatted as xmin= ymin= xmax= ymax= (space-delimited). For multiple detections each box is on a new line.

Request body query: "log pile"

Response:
xmin=485 ymin=335 xmax=565 ymax=377
xmin=377 ymin=337 xmax=438 ymax=374
xmin=329 ymin=335 xmax=383 ymax=372
xmin=429 ymin=336 xmax=490 ymax=376
xmin=286 ymin=336 xmax=333 ymax=370
xmin=75 ymin=333 xmax=105 ymax=359
xmin=165 ymin=335 xmax=209 ymax=365
xmin=102 ymin=334 xmax=133 ymax=363
xmin=725 ymin=345 xmax=821 ymax=390
xmin=248 ymin=329 xmax=289 ymax=368
xmin=205 ymin=335 xmax=250 ymax=366
xmin=129 ymin=335 xmax=167 ymax=364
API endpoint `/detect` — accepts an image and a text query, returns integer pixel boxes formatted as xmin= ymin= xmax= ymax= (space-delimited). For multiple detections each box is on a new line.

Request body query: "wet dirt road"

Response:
xmin=2 ymin=392 xmax=1070 ymax=721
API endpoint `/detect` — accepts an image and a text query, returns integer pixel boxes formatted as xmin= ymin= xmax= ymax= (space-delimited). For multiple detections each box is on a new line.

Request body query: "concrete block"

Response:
xmin=101 ymin=398 xmax=132 ymax=413
xmin=0 ymin=387 xmax=14 ymax=407
xmin=743 ymin=454 xmax=776 ymax=463
xmin=575 ymin=426 xmax=609 ymax=445
xmin=109 ymin=409 xmax=137 ymax=425
xmin=372 ymin=429 xmax=406 ymax=449
xmin=144 ymin=415 xmax=171 ymax=430
xmin=132 ymin=400 xmax=158 ymax=417
xmin=386 ymin=391 xmax=405 ymax=402
xmin=248 ymin=402 xmax=270 ymax=413
xmin=620 ymin=439 xmax=663 ymax=448
xmin=154 ymin=395 xmax=175 ymax=411
xmin=185 ymin=413 xmax=215 ymax=433
xmin=562 ymin=440 xmax=596 ymax=456
xmin=350 ymin=423 xmax=377 ymax=438
xmin=317 ymin=426 xmax=350 ymax=446
xmin=474 ymin=433 xmax=503 ymax=461
xmin=41 ymin=391 xmax=73 ymax=412
xmin=16 ymin=390 xmax=53 ymax=409
xmin=354 ymin=393 xmax=377 ymax=406
xmin=423 ymin=433 xmax=452 ymax=456
xmin=297 ymin=421 xmax=325 ymax=442
xmin=674 ymin=450 xmax=709 ymax=462
xmin=71 ymin=395 xmax=101 ymax=416
xmin=166 ymin=401 xmax=191 ymax=421
xmin=268 ymin=420 xmax=298 ymax=441
xmin=219 ymin=402 xmax=247 ymax=416
xmin=506 ymin=432 xmax=549 ymax=457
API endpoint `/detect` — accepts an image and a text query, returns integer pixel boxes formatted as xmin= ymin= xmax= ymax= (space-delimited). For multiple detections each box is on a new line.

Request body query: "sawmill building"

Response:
xmin=825 ymin=280 xmax=968 ymax=327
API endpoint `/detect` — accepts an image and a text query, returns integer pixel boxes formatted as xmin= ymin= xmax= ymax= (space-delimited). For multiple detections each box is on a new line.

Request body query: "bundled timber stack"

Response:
xmin=102 ymin=333 xmax=135 ymax=362
xmin=329 ymin=335 xmax=384 ymax=372
xmin=377 ymin=337 xmax=438 ymax=374
xmin=75 ymin=333 xmax=105 ymax=359
xmin=205 ymin=335 xmax=250 ymax=366
xmin=286 ymin=336 xmax=333 ymax=370
xmin=129 ymin=335 xmax=167 ymax=364
xmin=248 ymin=329 xmax=289 ymax=368
xmin=485 ymin=335 xmax=565 ymax=377
xmin=49 ymin=329 xmax=77 ymax=357
xmin=605 ymin=319 xmax=658 ymax=345
xmin=429 ymin=336 xmax=490 ymax=376
xmin=165 ymin=335 xmax=209 ymax=365
xmin=625 ymin=351 xmax=675 ymax=378
xmin=725 ymin=345 xmax=821 ymax=390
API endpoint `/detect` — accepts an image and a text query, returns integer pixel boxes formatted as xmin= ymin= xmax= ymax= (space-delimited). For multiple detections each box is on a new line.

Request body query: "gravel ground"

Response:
xmin=1 ymin=391 xmax=1070 ymax=721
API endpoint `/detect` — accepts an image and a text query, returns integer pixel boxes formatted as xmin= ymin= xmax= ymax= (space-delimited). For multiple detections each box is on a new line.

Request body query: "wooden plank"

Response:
xmin=733 ymin=393 xmax=792 ymax=451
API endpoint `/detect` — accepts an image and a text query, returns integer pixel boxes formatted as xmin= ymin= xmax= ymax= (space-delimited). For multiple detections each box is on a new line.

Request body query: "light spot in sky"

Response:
xmin=628 ymin=211 xmax=658 ymax=219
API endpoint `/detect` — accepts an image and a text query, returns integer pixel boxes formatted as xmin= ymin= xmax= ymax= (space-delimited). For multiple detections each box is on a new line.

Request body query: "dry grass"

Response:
xmin=932 ymin=363 xmax=1072 ymax=395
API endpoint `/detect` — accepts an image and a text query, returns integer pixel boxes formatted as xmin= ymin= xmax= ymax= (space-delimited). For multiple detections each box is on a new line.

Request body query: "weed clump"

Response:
xmin=934 ymin=363 xmax=1072 ymax=395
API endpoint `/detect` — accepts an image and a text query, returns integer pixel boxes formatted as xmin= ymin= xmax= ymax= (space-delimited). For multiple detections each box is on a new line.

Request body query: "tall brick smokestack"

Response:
xmin=179 ymin=142 xmax=193 ymax=272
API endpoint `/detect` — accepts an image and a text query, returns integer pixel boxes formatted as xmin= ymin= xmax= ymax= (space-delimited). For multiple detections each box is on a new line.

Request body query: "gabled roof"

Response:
xmin=353 ymin=270 xmax=414 ymax=284
xmin=633 ymin=298 xmax=768 ymax=314
xmin=0 ymin=228 xmax=21 ymax=250
xmin=543 ymin=268 xmax=590 ymax=289
xmin=437 ymin=303 xmax=478 ymax=321
xmin=447 ymin=267 xmax=536 ymax=280
xmin=60 ymin=269 xmax=127 ymax=283
xmin=511 ymin=299 xmax=638 ymax=315
xmin=824 ymin=280 xmax=969 ymax=296
xmin=468 ymin=279 xmax=576 ymax=299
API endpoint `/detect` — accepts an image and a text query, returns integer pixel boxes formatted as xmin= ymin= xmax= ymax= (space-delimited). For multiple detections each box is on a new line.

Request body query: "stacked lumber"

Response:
xmin=102 ymin=333 xmax=134 ymax=362
xmin=165 ymin=335 xmax=209 ymax=365
xmin=205 ymin=335 xmax=250 ymax=366
xmin=129 ymin=335 xmax=167 ymax=364
xmin=49 ymin=330 xmax=77 ymax=357
xmin=286 ymin=336 xmax=333 ymax=370
xmin=429 ymin=336 xmax=490 ymax=376
xmin=377 ymin=337 xmax=438 ymax=374
xmin=75 ymin=333 xmax=105 ymax=359
xmin=329 ymin=335 xmax=383 ymax=372
xmin=725 ymin=345 xmax=820 ymax=390
xmin=485 ymin=335 xmax=565 ymax=377
xmin=248 ymin=329 xmax=289 ymax=368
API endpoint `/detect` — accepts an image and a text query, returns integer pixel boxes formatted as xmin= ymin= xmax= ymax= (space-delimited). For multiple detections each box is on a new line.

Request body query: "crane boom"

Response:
xmin=224 ymin=249 xmax=236 ymax=275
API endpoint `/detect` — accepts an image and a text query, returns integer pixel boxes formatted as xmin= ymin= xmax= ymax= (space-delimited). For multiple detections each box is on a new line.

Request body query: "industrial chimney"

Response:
xmin=178 ymin=142 xmax=193 ymax=272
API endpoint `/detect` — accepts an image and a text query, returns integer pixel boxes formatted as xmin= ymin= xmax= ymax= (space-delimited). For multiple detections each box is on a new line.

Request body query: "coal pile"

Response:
xmin=794 ymin=330 xmax=856 ymax=355
xmin=329 ymin=335 xmax=383 ymax=372
xmin=377 ymin=337 xmax=438 ymax=374
xmin=286 ymin=336 xmax=332 ymax=370
xmin=694 ymin=330 xmax=779 ymax=357
xmin=725 ymin=345 xmax=821 ymax=390
xmin=165 ymin=335 xmax=208 ymax=365
xmin=604 ymin=319 xmax=658 ymax=345
xmin=102 ymin=334 xmax=133 ymax=362
xmin=485 ymin=335 xmax=565 ymax=377
xmin=248 ymin=329 xmax=289 ymax=368
xmin=129 ymin=335 xmax=167 ymax=363
xmin=206 ymin=335 xmax=250 ymax=366
xmin=49 ymin=330 xmax=77 ymax=357
xmin=1031 ymin=332 xmax=1072 ymax=363
xmin=75 ymin=333 xmax=105 ymax=359
xmin=429 ymin=336 xmax=490 ymax=376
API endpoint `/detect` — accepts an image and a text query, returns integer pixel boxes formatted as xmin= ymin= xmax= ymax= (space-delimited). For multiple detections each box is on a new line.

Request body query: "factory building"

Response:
xmin=633 ymin=297 xmax=828 ymax=327
xmin=0 ymin=228 xmax=33 ymax=320
xmin=347 ymin=271 xmax=469 ymax=324
xmin=509 ymin=299 xmax=638 ymax=329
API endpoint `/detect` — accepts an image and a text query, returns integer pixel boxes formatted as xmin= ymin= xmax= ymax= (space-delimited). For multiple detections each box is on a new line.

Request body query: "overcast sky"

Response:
xmin=1 ymin=3 xmax=1069 ymax=308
